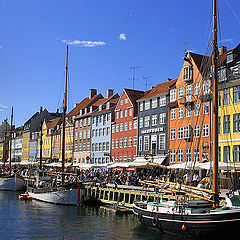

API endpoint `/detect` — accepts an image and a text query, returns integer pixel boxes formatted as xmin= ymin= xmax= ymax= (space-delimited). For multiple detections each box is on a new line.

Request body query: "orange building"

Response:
xmin=169 ymin=52 xmax=211 ymax=165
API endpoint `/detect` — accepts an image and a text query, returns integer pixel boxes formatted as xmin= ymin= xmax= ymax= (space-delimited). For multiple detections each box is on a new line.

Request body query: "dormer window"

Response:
xmin=106 ymin=102 xmax=110 ymax=109
xmin=99 ymin=105 xmax=102 ymax=111
xmin=84 ymin=108 xmax=87 ymax=114
xmin=227 ymin=52 xmax=234 ymax=63
xmin=80 ymin=109 xmax=82 ymax=116
xmin=90 ymin=106 xmax=93 ymax=113
xmin=218 ymin=67 xmax=227 ymax=82
xmin=183 ymin=65 xmax=192 ymax=81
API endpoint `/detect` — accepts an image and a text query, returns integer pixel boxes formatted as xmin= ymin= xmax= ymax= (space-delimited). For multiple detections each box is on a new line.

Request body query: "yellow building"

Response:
xmin=0 ymin=140 xmax=4 ymax=160
xmin=22 ymin=131 xmax=30 ymax=162
xmin=37 ymin=120 xmax=52 ymax=161
xmin=60 ymin=120 xmax=74 ymax=163
xmin=218 ymin=45 xmax=240 ymax=165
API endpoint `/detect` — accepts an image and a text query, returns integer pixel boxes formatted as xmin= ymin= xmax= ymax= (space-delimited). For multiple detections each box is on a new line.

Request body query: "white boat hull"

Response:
xmin=0 ymin=175 xmax=25 ymax=191
xmin=29 ymin=188 xmax=85 ymax=205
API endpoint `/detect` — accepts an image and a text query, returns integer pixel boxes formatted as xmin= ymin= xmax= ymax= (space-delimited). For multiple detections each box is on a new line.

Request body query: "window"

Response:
xmin=159 ymin=134 xmax=165 ymax=150
xmin=112 ymin=125 xmax=115 ymax=133
xmin=115 ymin=139 xmax=119 ymax=148
xmin=112 ymin=139 xmax=115 ymax=149
xmin=234 ymin=86 xmax=240 ymax=104
xmin=88 ymin=117 xmax=91 ymax=125
xmin=107 ymin=127 xmax=110 ymax=135
xmin=144 ymin=136 xmax=149 ymax=151
xmin=129 ymin=108 xmax=133 ymax=116
xmin=170 ymin=109 xmax=176 ymax=120
xmin=128 ymin=137 xmax=132 ymax=147
xmin=186 ymin=105 xmax=191 ymax=117
xmin=116 ymin=124 xmax=119 ymax=132
xmin=223 ymin=88 xmax=230 ymax=106
xmin=120 ymin=123 xmax=123 ymax=131
xmin=152 ymin=115 xmax=157 ymax=126
xmin=120 ymin=111 xmax=123 ymax=118
xmin=140 ymin=102 xmax=143 ymax=111
xmin=170 ymin=128 xmax=176 ymax=140
xmin=116 ymin=111 xmax=119 ymax=119
xmin=106 ymin=142 xmax=110 ymax=151
xmin=144 ymin=116 xmax=150 ymax=127
xmin=170 ymin=89 xmax=176 ymax=102
xmin=184 ymin=125 xmax=192 ymax=139
xmin=145 ymin=100 xmax=150 ymax=110
xmin=218 ymin=90 xmax=222 ymax=106
xmin=134 ymin=120 xmax=138 ymax=129
xmin=178 ymin=107 xmax=184 ymax=118
xmin=194 ymin=125 xmax=200 ymax=138
xmin=233 ymin=113 xmax=240 ymax=133
xmin=202 ymin=124 xmax=209 ymax=137
xmin=139 ymin=118 xmax=143 ymax=128
xmin=120 ymin=100 xmax=123 ymax=105
xmin=194 ymin=148 xmax=200 ymax=162
xmin=186 ymin=85 xmax=192 ymax=102
xmin=203 ymin=102 xmax=209 ymax=114
xmin=218 ymin=117 xmax=221 ymax=134
xmin=159 ymin=113 xmax=166 ymax=124
xmin=183 ymin=65 xmax=191 ymax=81
xmin=223 ymin=115 xmax=230 ymax=134
xmin=186 ymin=149 xmax=191 ymax=162
xmin=194 ymin=83 xmax=200 ymax=95
xmin=124 ymin=137 xmax=127 ymax=147
xmin=124 ymin=122 xmax=128 ymax=131
xmin=133 ymin=136 xmax=137 ymax=146
xmin=178 ymin=87 xmax=184 ymax=99
xmin=159 ymin=96 xmax=166 ymax=106
xmin=170 ymin=149 xmax=176 ymax=163
xmin=178 ymin=127 xmax=184 ymax=139
xmin=178 ymin=149 xmax=183 ymax=163
xmin=87 ymin=130 xmax=91 ymax=138
xmin=152 ymin=98 xmax=157 ymax=108
xmin=139 ymin=137 xmax=143 ymax=151
xmin=218 ymin=67 xmax=227 ymax=82
xmin=224 ymin=146 xmax=230 ymax=162
xmin=120 ymin=138 xmax=123 ymax=148
xmin=125 ymin=109 xmax=128 ymax=117
xmin=233 ymin=145 xmax=240 ymax=163
xmin=129 ymin=121 xmax=132 ymax=130
xmin=202 ymin=79 xmax=210 ymax=95
xmin=125 ymin=98 xmax=128 ymax=104
xmin=194 ymin=104 xmax=200 ymax=116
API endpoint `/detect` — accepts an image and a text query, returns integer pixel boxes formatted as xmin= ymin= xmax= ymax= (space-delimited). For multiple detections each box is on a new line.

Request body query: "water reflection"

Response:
xmin=0 ymin=191 xmax=179 ymax=240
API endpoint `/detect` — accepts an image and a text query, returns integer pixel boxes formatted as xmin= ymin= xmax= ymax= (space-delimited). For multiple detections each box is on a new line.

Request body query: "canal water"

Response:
xmin=0 ymin=191 xmax=178 ymax=240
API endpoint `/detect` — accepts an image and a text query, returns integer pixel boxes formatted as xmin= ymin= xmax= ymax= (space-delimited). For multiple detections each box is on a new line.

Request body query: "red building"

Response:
xmin=111 ymin=89 xmax=144 ymax=162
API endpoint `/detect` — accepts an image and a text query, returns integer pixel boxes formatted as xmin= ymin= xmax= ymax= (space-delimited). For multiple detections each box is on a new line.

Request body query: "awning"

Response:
xmin=196 ymin=161 xmax=240 ymax=170
xmin=128 ymin=158 xmax=167 ymax=169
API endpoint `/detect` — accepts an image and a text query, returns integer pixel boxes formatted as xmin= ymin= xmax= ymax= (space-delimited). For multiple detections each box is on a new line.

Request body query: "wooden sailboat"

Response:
xmin=0 ymin=108 xmax=25 ymax=191
xmin=133 ymin=0 xmax=240 ymax=236
xmin=27 ymin=46 xmax=85 ymax=205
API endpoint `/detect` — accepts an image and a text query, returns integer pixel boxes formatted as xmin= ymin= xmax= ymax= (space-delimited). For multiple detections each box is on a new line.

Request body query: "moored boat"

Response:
xmin=0 ymin=174 xmax=25 ymax=191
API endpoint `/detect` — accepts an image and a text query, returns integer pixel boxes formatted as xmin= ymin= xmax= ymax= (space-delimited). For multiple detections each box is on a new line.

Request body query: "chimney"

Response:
xmin=168 ymin=78 xmax=172 ymax=81
xmin=56 ymin=108 xmax=59 ymax=114
xmin=40 ymin=106 xmax=43 ymax=113
xmin=106 ymin=89 xmax=113 ymax=98
xmin=150 ymin=86 xmax=155 ymax=90
xmin=219 ymin=46 xmax=227 ymax=55
xmin=89 ymin=89 xmax=97 ymax=99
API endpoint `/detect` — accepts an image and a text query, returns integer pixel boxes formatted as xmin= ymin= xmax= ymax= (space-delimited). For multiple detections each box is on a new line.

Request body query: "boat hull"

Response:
xmin=133 ymin=203 xmax=240 ymax=237
xmin=0 ymin=175 xmax=25 ymax=191
xmin=28 ymin=187 xmax=85 ymax=205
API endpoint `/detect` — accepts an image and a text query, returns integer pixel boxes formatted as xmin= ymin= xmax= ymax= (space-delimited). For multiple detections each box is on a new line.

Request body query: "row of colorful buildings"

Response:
xmin=1 ymin=44 xmax=240 ymax=166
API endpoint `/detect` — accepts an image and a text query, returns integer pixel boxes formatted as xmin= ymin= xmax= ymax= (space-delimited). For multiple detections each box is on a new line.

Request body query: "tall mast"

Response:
xmin=212 ymin=0 xmax=219 ymax=207
xmin=9 ymin=107 xmax=13 ymax=169
xmin=61 ymin=45 xmax=69 ymax=185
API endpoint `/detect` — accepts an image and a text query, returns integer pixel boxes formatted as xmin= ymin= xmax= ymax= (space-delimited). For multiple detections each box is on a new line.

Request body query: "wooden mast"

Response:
xmin=212 ymin=0 xmax=219 ymax=207
xmin=61 ymin=45 xmax=69 ymax=185
xmin=9 ymin=107 xmax=13 ymax=169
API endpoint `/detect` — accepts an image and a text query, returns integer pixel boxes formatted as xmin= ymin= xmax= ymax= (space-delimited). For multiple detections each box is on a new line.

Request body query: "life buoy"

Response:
xmin=152 ymin=217 xmax=158 ymax=227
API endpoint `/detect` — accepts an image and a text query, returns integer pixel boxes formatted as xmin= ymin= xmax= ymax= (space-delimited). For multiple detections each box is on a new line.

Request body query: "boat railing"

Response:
xmin=134 ymin=201 xmax=147 ymax=209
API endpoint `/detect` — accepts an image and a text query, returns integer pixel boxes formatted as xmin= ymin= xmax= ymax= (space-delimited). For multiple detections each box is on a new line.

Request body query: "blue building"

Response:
xmin=136 ymin=79 xmax=176 ymax=165
xmin=91 ymin=92 xmax=119 ymax=164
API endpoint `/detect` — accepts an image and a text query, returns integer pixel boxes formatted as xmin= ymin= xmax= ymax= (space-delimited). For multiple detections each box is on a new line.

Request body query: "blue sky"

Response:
xmin=0 ymin=0 xmax=239 ymax=127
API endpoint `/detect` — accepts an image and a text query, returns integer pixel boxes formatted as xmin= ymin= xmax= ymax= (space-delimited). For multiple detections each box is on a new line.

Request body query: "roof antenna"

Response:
xmin=184 ymin=41 xmax=189 ymax=57
xmin=143 ymin=75 xmax=153 ymax=90
xmin=130 ymin=66 xmax=141 ymax=90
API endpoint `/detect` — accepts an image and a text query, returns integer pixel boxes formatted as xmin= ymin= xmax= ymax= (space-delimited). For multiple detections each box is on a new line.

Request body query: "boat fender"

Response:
xmin=137 ymin=213 xmax=142 ymax=221
xmin=152 ymin=217 xmax=158 ymax=227
xmin=182 ymin=224 xmax=187 ymax=231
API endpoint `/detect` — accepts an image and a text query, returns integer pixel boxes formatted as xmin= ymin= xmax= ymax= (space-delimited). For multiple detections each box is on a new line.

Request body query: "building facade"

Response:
xmin=111 ymin=89 xmax=144 ymax=162
xmin=169 ymin=52 xmax=211 ymax=165
xmin=91 ymin=93 xmax=119 ymax=164
xmin=11 ymin=131 xmax=23 ymax=162
xmin=137 ymin=80 xmax=176 ymax=164
xmin=218 ymin=44 xmax=240 ymax=164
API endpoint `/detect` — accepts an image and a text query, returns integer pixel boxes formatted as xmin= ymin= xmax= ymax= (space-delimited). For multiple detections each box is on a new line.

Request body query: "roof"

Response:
xmin=138 ymin=79 xmax=177 ymax=101
xmin=189 ymin=52 xmax=210 ymax=76
xmin=46 ymin=117 xmax=61 ymax=129
xmin=124 ymin=89 xmax=145 ymax=105
xmin=67 ymin=94 xmax=103 ymax=117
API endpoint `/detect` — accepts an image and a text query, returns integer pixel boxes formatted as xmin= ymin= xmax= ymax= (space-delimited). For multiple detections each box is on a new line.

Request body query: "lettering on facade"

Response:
xmin=141 ymin=127 xmax=164 ymax=134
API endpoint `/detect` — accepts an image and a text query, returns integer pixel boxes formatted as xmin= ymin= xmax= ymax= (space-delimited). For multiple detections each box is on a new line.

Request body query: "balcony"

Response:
xmin=200 ymin=93 xmax=212 ymax=102
xmin=168 ymin=101 xmax=178 ymax=108
xmin=179 ymin=96 xmax=194 ymax=106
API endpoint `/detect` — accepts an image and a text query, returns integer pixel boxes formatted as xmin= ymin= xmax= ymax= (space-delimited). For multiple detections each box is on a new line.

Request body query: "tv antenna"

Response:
xmin=130 ymin=66 xmax=141 ymax=90
xmin=143 ymin=75 xmax=153 ymax=90
xmin=184 ymin=41 xmax=189 ymax=56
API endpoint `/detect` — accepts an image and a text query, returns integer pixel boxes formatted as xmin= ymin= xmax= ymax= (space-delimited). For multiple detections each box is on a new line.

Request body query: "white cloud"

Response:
xmin=61 ymin=39 xmax=106 ymax=47
xmin=119 ymin=33 xmax=127 ymax=41
xmin=0 ymin=104 xmax=8 ymax=109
